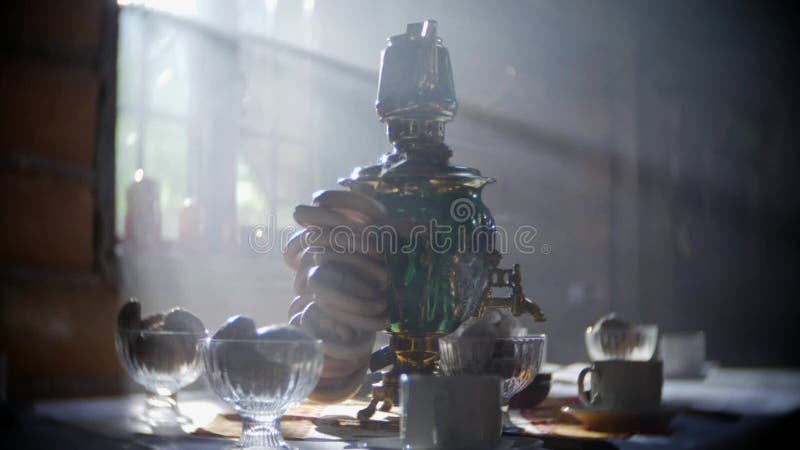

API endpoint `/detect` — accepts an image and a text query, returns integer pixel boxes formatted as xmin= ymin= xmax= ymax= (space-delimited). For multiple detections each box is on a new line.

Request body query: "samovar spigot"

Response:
xmin=480 ymin=251 xmax=547 ymax=321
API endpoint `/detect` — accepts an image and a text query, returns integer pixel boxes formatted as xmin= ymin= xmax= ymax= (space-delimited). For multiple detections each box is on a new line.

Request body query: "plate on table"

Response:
xmin=561 ymin=405 xmax=679 ymax=433
xmin=358 ymin=435 xmax=544 ymax=449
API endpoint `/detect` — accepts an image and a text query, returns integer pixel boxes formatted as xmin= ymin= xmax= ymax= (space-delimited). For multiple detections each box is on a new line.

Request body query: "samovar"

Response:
xmin=339 ymin=21 xmax=546 ymax=419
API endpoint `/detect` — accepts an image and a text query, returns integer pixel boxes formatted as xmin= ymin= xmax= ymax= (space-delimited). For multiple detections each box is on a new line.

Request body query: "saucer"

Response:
xmin=357 ymin=435 xmax=544 ymax=449
xmin=561 ymin=405 xmax=679 ymax=433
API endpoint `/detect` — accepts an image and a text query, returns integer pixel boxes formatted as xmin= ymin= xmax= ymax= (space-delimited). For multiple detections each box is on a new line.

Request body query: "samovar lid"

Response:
xmin=342 ymin=21 xmax=493 ymax=193
xmin=341 ymin=157 xmax=495 ymax=193
xmin=376 ymin=20 xmax=457 ymax=123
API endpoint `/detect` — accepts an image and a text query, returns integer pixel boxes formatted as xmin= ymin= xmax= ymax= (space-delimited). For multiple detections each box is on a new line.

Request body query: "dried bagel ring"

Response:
xmin=321 ymin=354 xmax=370 ymax=378
xmin=304 ymin=233 xmax=382 ymax=261
xmin=330 ymin=207 xmax=372 ymax=225
xmin=317 ymin=302 xmax=389 ymax=332
xmin=299 ymin=302 xmax=358 ymax=343
xmin=309 ymin=363 xmax=367 ymax=404
xmin=314 ymin=288 xmax=386 ymax=317
xmin=288 ymin=295 xmax=313 ymax=319
xmin=308 ymin=263 xmax=382 ymax=300
xmin=289 ymin=311 xmax=303 ymax=326
xmin=140 ymin=313 xmax=165 ymax=330
xmin=312 ymin=190 xmax=387 ymax=221
xmin=294 ymin=205 xmax=364 ymax=229
xmin=284 ymin=228 xmax=308 ymax=271
xmin=292 ymin=251 xmax=316 ymax=296
xmin=321 ymin=332 xmax=375 ymax=361
xmin=118 ymin=299 xmax=142 ymax=329
xmin=312 ymin=252 xmax=389 ymax=289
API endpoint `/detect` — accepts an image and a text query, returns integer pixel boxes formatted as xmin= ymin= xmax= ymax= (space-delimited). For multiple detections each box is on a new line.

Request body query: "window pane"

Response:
xmin=236 ymin=158 xmax=267 ymax=227
xmin=142 ymin=118 xmax=189 ymax=240
xmin=115 ymin=112 xmax=140 ymax=237
xmin=117 ymin=12 xmax=143 ymax=108
xmin=147 ymin=27 xmax=190 ymax=117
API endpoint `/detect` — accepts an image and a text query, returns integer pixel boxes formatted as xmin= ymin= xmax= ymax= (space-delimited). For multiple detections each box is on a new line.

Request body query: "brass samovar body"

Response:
xmin=342 ymin=21 xmax=544 ymax=418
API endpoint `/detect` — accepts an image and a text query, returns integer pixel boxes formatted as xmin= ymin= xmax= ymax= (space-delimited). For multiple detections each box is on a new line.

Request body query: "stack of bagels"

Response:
xmin=284 ymin=190 xmax=391 ymax=403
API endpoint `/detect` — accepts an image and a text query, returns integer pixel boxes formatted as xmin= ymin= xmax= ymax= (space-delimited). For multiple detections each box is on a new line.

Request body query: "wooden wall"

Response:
xmin=0 ymin=0 xmax=121 ymax=399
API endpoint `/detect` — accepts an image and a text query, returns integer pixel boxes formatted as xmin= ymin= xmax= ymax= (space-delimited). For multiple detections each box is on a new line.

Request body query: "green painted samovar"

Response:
xmin=341 ymin=21 xmax=545 ymax=418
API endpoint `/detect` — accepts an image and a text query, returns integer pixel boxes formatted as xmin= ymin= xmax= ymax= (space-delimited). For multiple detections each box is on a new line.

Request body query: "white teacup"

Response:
xmin=400 ymin=374 xmax=502 ymax=450
xmin=578 ymin=360 xmax=663 ymax=411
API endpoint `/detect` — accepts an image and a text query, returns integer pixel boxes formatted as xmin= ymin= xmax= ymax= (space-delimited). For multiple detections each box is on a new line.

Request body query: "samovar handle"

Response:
xmin=369 ymin=345 xmax=396 ymax=372
xmin=480 ymin=253 xmax=546 ymax=322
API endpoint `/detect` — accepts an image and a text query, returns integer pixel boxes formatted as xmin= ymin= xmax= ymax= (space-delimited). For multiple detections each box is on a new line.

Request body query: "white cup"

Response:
xmin=400 ymin=374 xmax=502 ymax=450
xmin=578 ymin=360 xmax=663 ymax=411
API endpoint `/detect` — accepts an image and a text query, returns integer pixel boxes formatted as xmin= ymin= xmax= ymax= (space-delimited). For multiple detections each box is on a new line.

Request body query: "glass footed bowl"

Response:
xmin=115 ymin=328 xmax=206 ymax=431
xmin=203 ymin=338 xmax=323 ymax=450
xmin=585 ymin=324 xmax=658 ymax=361
xmin=439 ymin=334 xmax=546 ymax=431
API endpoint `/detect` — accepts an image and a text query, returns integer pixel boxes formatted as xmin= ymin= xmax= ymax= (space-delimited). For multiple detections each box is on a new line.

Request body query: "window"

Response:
xmin=113 ymin=0 xmax=385 ymax=326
